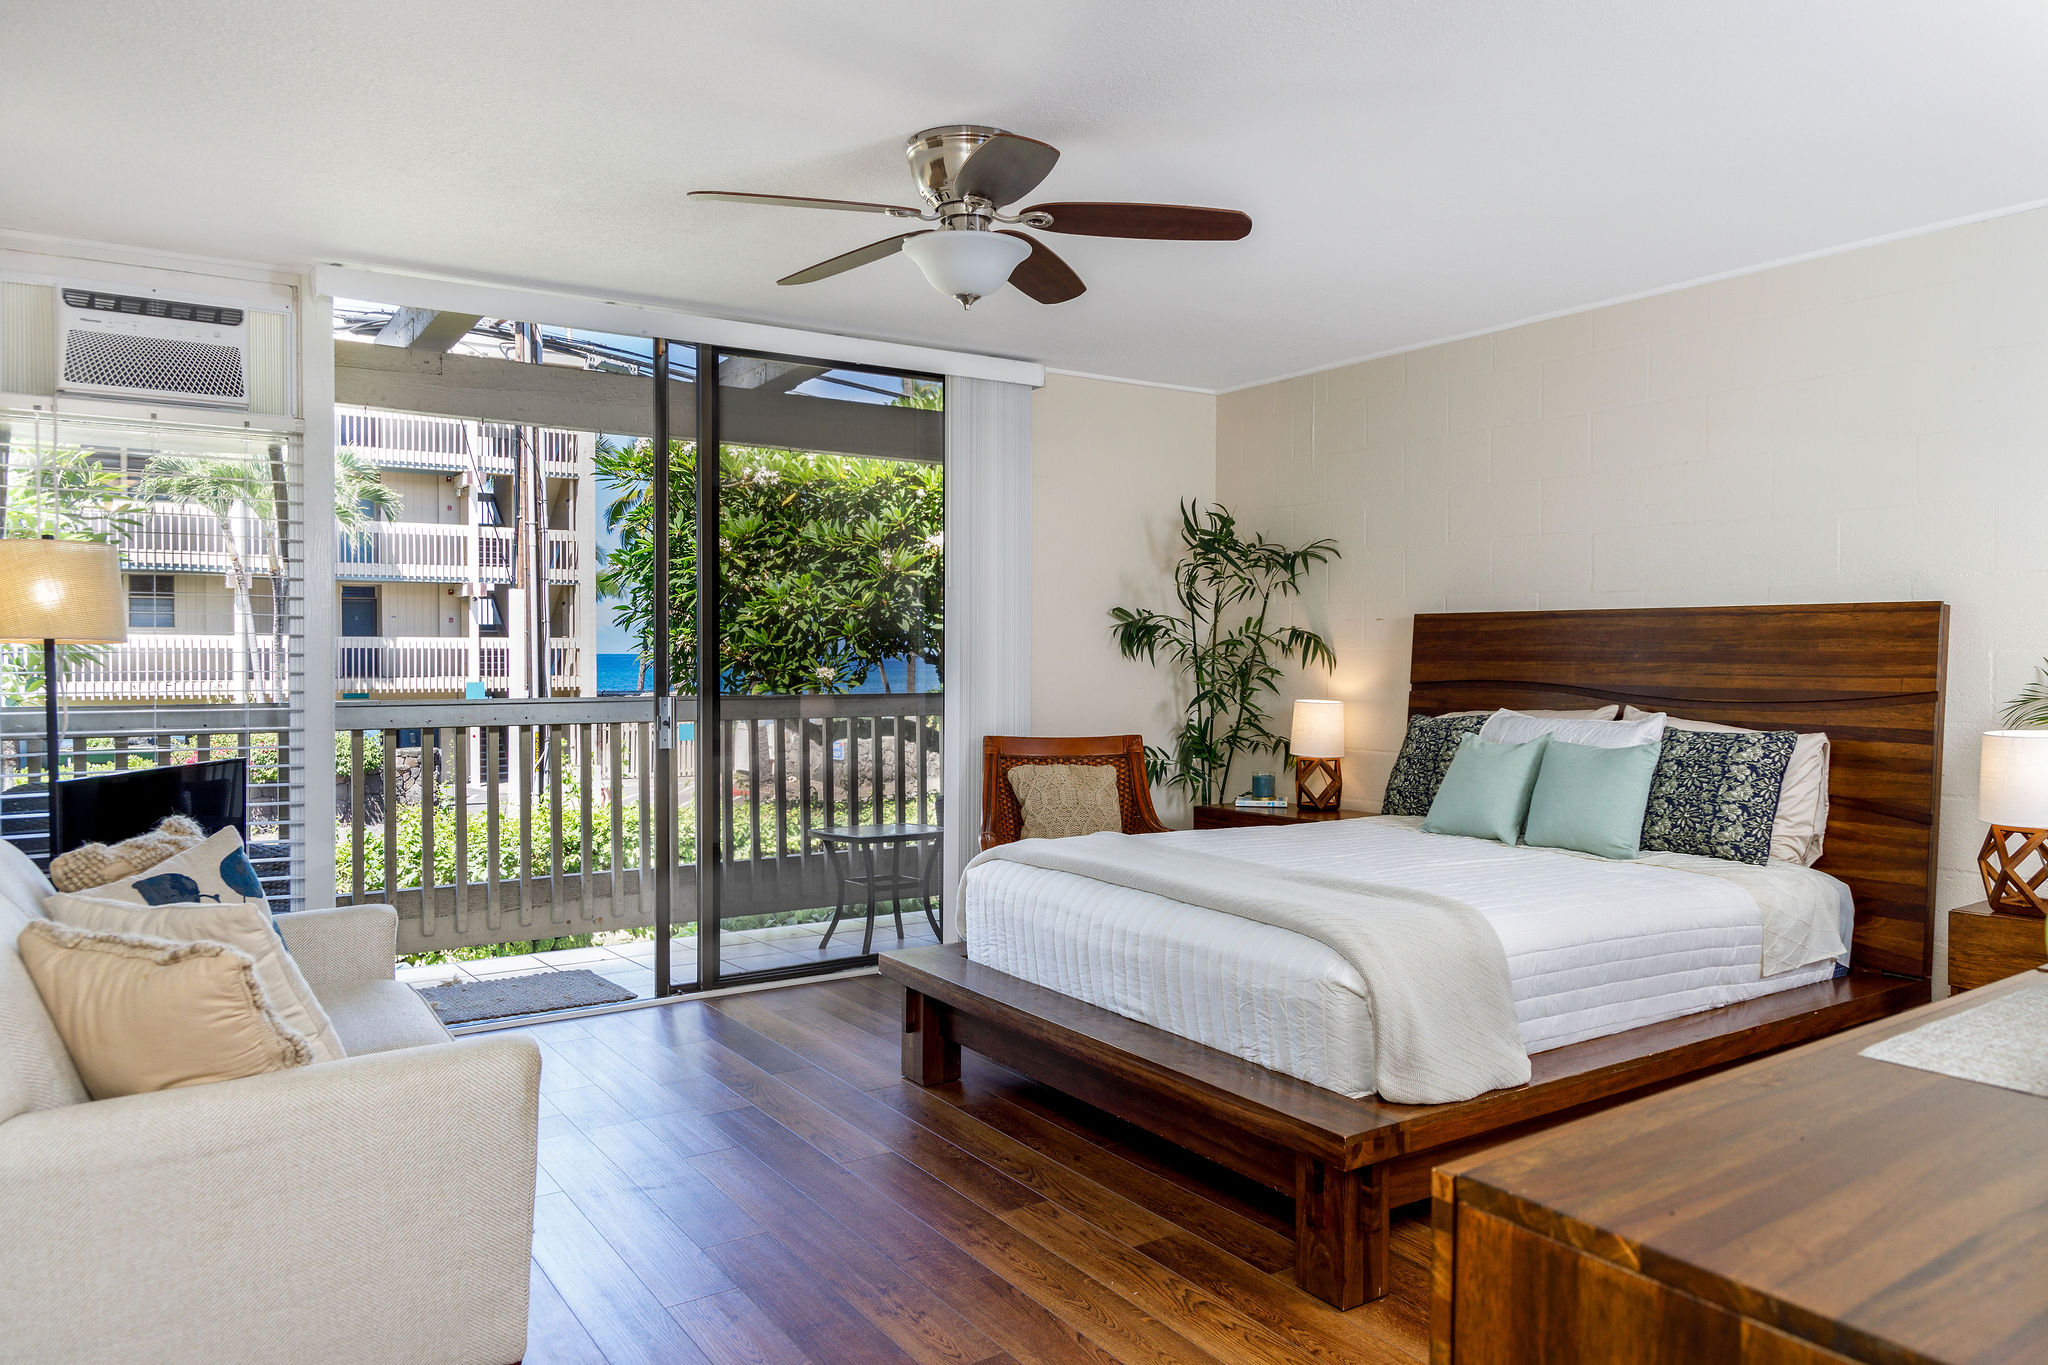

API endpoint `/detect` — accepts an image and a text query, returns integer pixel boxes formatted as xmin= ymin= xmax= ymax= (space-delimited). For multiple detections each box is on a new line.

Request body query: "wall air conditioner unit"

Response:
xmin=56 ymin=285 xmax=249 ymax=409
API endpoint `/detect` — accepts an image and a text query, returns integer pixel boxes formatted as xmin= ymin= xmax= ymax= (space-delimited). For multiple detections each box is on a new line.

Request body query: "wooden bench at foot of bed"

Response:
xmin=881 ymin=943 xmax=1926 ymax=1310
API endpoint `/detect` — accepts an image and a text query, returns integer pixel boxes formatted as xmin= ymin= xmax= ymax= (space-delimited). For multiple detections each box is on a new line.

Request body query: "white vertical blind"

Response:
xmin=940 ymin=376 xmax=1033 ymax=937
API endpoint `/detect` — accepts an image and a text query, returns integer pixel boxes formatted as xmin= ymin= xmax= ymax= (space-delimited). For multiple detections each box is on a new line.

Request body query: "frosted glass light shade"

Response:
xmin=902 ymin=230 xmax=1031 ymax=305
xmin=1980 ymin=730 xmax=2048 ymax=828
xmin=1291 ymin=699 xmax=1346 ymax=759
xmin=0 ymin=540 xmax=127 ymax=643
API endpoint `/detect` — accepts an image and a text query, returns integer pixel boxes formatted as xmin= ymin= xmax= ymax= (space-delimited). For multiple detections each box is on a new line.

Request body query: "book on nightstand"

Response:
xmin=1233 ymin=795 xmax=1289 ymax=809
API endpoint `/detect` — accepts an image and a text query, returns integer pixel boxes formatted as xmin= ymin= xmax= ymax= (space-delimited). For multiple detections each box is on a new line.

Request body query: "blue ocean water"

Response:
xmin=596 ymin=653 xmax=938 ymax=695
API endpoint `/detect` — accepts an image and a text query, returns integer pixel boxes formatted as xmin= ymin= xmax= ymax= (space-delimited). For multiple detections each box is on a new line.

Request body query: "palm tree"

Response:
xmin=139 ymin=454 xmax=269 ymax=701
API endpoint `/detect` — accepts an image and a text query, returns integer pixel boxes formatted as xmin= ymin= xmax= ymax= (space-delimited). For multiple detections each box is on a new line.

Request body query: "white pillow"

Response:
xmin=1479 ymin=708 xmax=1666 ymax=750
xmin=1623 ymin=706 xmax=1829 ymax=866
xmin=1446 ymin=706 xmax=1619 ymax=721
xmin=42 ymin=894 xmax=345 ymax=1063
xmin=60 ymin=827 xmax=269 ymax=912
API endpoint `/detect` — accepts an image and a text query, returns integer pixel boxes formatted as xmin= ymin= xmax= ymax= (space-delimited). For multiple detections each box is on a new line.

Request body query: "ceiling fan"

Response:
xmin=690 ymin=124 xmax=1252 ymax=309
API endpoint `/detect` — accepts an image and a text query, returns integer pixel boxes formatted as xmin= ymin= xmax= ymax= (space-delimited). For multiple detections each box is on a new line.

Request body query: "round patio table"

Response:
xmin=807 ymin=823 xmax=944 ymax=955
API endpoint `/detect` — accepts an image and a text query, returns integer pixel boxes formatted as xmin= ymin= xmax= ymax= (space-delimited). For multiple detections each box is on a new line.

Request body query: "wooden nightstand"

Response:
xmin=1192 ymin=803 xmax=1368 ymax=830
xmin=1947 ymin=901 xmax=2048 ymax=991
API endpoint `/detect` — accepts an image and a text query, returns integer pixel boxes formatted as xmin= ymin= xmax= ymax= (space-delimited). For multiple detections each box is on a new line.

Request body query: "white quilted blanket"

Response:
xmin=966 ymin=832 xmax=1531 ymax=1104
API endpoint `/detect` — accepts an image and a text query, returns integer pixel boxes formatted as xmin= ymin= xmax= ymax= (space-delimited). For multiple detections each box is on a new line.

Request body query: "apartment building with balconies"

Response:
xmin=333 ymin=406 xmax=596 ymax=700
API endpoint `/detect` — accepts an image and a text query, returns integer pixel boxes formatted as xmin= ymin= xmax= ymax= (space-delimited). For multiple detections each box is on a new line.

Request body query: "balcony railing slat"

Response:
xmin=381 ymin=729 xmax=398 ymax=901
xmin=350 ymin=731 xmax=365 ymax=903
xmin=547 ymin=725 xmax=565 ymax=927
xmin=607 ymin=721 xmax=625 ymax=930
xmin=453 ymin=725 xmax=469 ymax=937
xmin=419 ymin=727 xmax=437 ymax=939
xmin=517 ymin=725 xmax=534 ymax=931
xmin=485 ymin=727 xmax=502 ymax=934
xmin=579 ymin=724 xmax=595 ymax=925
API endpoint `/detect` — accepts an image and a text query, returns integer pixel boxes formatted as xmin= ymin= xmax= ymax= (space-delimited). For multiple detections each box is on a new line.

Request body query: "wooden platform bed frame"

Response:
xmin=881 ymin=602 xmax=1948 ymax=1310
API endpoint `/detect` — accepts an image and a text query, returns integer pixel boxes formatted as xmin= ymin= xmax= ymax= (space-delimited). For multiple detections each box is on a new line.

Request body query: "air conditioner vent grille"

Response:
xmin=61 ymin=331 xmax=247 ymax=400
xmin=60 ymin=287 xmax=245 ymax=327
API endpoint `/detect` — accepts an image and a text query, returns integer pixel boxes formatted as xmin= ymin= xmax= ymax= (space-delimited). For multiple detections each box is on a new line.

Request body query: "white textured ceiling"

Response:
xmin=7 ymin=1 xmax=2048 ymax=390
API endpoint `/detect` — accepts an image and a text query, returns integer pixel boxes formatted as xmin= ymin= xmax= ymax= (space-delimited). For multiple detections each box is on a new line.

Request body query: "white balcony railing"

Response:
xmin=479 ymin=527 xmax=514 ymax=583
xmin=65 ymin=635 xmax=283 ymax=702
xmin=337 ymin=636 xmax=492 ymax=695
xmin=340 ymin=409 xmax=585 ymax=480
xmin=334 ymin=521 xmax=471 ymax=581
xmin=545 ymin=530 xmax=578 ymax=583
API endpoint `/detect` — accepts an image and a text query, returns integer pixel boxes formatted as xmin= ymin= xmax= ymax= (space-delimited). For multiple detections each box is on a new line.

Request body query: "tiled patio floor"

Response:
xmin=395 ymin=902 xmax=941 ymax=1010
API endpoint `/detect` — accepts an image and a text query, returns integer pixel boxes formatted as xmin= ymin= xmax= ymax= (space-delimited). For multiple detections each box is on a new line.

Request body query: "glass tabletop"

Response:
xmin=809 ymin=823 xmax=944 ymax=842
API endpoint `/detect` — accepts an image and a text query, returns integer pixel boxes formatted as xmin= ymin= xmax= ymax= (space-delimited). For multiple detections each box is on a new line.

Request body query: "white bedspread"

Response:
xmin=963 ymin=816 xmax=1852 ymax=1099
xmin=966 ymin=831 xmax=1530 ymax=1104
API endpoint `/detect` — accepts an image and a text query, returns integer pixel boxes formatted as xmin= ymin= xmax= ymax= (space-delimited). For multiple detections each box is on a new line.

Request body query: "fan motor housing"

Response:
xmin=905 ymin=124 xmax=1006 ymax=220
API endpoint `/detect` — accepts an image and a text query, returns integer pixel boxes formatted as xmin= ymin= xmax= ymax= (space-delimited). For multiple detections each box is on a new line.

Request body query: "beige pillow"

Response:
xmin=69 ymin=826 xmax=270 ymax=914
xmin=42 ymin=894 xmax=344 ymax=1063
xmin=1623 ymin=706 xmax=1829 ymax=866
xmin=1008 ymin=764 xmax=1124 ymax=840
xmin=49 ymin=814 xmax=208 ymax=893
xmin=17 ymin=920 xmax=311 ymax=1100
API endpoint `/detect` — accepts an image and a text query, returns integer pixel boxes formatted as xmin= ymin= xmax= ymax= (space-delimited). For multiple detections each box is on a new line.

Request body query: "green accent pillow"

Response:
xmin=1381 ymin=713 xmax=1488 ymax=815
xmin=1524 ymin=739 xmax=1663 ymax=860
xmin=1421 ymin=733 xmax=1551 ymax=846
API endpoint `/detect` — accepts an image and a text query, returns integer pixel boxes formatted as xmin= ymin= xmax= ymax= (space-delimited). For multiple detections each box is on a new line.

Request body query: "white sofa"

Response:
xmin=0 ymin=840 xmax=541 ymax=1365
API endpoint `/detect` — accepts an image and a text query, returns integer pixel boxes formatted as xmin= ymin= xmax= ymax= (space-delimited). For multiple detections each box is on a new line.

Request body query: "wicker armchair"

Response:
xmin=980 ymin=735 xmax=1170 ymax=850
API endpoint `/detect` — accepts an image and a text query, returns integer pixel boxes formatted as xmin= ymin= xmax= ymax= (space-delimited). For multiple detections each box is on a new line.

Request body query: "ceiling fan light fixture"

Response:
xmin=901 ymin=229 xmax=1031 ymax=308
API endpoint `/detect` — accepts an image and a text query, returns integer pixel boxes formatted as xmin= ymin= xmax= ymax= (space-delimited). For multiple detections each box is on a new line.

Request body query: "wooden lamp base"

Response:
xmin=1979 ymin=825 xmax=2048 ymax=916
xmin=1295 ymin=756 xmax=1342 ymax=812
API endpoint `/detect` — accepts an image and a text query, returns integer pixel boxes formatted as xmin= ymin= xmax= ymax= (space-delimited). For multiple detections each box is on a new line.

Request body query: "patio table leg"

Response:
xmin=890 ymin=839 xmax=906 ymax=939
xmin=919 ymin=837 xmax=942 ymax=936
xmin=817 ymin=837 xmax=851 ymax=951
xmin=859 ymin=840 xmax=881 ymax=955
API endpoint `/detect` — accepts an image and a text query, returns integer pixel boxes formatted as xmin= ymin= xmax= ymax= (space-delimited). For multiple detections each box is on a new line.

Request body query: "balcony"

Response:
xmin=545 ymin=529 xmax=578 ymax=583
xmin=65 ymin=635 xmax=283 ymax=703
xmin=339 ymin=408 xmax=584 ymax=480
xmin=335 ymin=521 xmax=471 ymax=582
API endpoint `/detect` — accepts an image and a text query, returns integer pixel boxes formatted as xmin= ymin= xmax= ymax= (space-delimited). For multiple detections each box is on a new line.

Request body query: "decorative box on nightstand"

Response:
xmin=1192 ymin=804 xmax=1367 ymax=830
xmin=1947 ymin=901 xmax=2048 ymax=991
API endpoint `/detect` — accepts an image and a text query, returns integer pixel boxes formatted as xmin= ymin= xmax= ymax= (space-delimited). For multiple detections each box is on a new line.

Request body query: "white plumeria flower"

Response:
xmin=923 ymin=532 xmax=943 ymax=551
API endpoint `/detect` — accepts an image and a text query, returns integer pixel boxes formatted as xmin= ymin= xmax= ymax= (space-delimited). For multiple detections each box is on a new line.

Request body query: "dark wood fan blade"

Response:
xmin=691 ymin=190 xmax=925 ymax=218
xmin=777 ymin=231 xmax=930 ymax=286
xmin=952 ymin=133 xmax=1061 ymax=207
xmin=1024 ymin=202 xmax=1252 ymax=240
xmin=998 ymin=232 xmax=1085 ymax=304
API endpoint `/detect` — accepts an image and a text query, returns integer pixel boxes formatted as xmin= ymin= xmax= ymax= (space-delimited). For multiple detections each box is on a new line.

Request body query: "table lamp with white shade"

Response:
xmin=0 ymin=538 xmax=128 ymax=856
xmin=1978 ymin=729 xmax=2048 ymax=916
xmin=1290 ymin=699 xmax=1346 ymax=811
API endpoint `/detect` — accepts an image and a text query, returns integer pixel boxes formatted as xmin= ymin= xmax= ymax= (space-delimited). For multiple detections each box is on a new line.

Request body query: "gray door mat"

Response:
xmin=416 ymin=968 xmax=636 ymax=1024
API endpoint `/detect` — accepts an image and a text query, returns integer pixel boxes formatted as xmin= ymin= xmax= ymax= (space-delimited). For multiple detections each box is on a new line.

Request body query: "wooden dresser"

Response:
xmin=1191 ymin=803 xmax=1367 ymax=829
xmin=1432 ymin=970 xmax=2048 ymax=1364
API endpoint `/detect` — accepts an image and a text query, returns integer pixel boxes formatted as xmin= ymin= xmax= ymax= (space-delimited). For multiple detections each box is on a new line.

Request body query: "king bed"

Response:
xmin=879 ymin=602 xmax=1946 ymax=1309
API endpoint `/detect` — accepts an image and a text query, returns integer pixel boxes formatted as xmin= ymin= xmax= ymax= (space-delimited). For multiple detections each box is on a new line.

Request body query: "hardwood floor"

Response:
xmin=504 ymin=974 xmax=1432 ymax=1365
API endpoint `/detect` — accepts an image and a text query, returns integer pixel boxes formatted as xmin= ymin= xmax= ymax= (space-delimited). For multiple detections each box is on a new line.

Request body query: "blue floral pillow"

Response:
xmin=1639 ymin=729 xmax=1796 ymax=865
xmin=1381 ymin=713 xmax=1489 ymax=815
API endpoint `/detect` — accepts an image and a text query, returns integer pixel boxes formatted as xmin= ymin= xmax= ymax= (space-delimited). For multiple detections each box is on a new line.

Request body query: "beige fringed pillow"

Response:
xmin=41 ymin=895 xmax=344 ymax=1063
xmin=16 ymin=920 xmax=312 ymax=1100
xmin=1008 ymin=764 xmax=1124 ymax=840
xmin=50 ymin=814 xmax=208 ymax=893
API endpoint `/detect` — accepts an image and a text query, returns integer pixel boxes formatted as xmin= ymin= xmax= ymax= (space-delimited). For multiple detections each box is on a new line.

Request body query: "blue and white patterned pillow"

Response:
xmin=1381 ymin=713 xmax=1489 ymax=815
xmin=1639 ymin=729 xmax=1796 ymax=865
xmin=46 ymin=826 xmax=269 ymax=913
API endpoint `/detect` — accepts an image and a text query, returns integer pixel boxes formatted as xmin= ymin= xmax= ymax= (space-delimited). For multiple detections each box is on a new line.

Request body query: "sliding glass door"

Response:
xmin=697 ymin=351 xmax=944 ymax=986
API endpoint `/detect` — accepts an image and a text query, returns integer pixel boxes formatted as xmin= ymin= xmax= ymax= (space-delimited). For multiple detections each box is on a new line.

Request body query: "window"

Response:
xmin=127 ymin=574 xmax=174 ymax=629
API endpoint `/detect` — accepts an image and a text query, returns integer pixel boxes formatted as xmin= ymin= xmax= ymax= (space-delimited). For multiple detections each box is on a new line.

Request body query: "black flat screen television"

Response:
xmin=53 ymin=759 xmax=247 ymax=856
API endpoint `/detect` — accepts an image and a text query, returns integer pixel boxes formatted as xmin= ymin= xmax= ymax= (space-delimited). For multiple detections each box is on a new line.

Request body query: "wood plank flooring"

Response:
xmin=507 ymin=974 xmax=1431 ymax=1365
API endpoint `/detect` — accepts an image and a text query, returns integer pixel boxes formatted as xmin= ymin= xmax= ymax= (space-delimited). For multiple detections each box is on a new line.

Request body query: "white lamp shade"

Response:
xmin=0 ymin=540 xmax=127 ymax=643
xmin=1290 ymin=699 xmax=1346 ymax=759
xmin=901 ymin=230 xmax=1031 ymax=303
xmin=1979 ymin=729 xmax=2048 ymax=828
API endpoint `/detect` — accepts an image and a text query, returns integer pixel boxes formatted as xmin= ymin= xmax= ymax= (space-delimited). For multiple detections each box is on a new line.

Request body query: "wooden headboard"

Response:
xmin=1407 ymin=602 xmax=1948 ymax=979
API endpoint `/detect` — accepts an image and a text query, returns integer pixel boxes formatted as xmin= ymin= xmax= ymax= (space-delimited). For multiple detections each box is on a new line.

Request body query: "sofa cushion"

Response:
xmin=1008 ymin=763 xmax=1124 ymax=840
xmin=44 ymin=895 xmax=345 ymax=1063
xmin=0 ymin=841 xmax=87 ymax=1121
xmin=17 ymin=920 xmax=311 ymax=1100
xmin=318 ymin=979 xmax=452 ymax=1056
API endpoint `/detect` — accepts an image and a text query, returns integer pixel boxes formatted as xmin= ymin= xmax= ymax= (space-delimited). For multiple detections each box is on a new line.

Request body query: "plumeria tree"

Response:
xmin=594 ymin=441 xmax=943 ymax=695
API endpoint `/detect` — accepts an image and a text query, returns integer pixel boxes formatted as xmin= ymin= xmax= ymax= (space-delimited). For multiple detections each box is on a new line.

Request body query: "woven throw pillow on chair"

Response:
xmin=1008 ymin=764 xmax=1124 ymax=840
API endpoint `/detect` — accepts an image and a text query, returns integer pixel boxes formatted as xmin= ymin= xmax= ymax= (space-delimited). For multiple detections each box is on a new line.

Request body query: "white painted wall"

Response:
xmin=1030 ymin=373 xmax=1217 ymax=825
xmin=1213 ymin=206 xmax=2048 ymax=991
